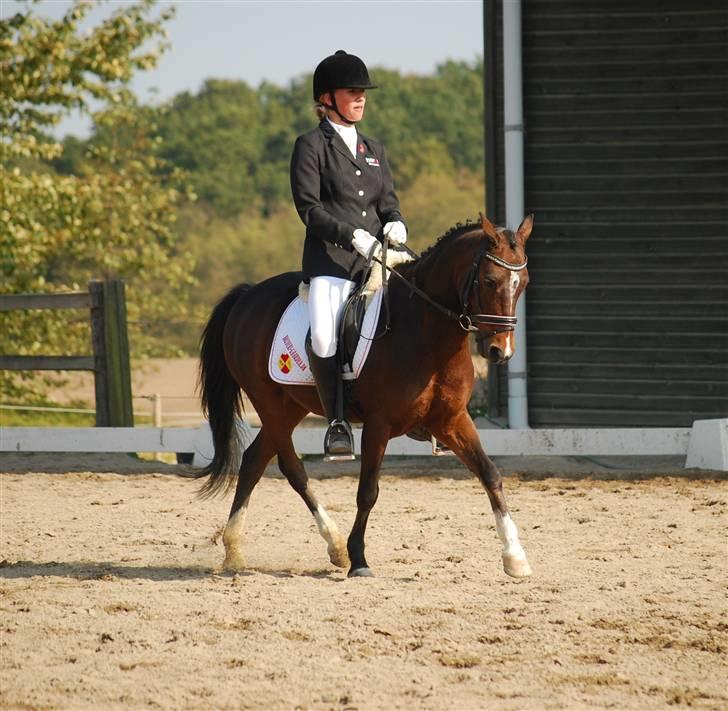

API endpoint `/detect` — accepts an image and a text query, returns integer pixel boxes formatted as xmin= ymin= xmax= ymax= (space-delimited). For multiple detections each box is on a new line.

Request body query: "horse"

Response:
xmin=197 ymin=212 xmax=534 ymax=579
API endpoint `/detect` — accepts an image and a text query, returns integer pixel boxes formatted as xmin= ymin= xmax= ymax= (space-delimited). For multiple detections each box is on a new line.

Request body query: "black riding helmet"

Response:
xmin=313 ymin=50 xmax=377 ymax=124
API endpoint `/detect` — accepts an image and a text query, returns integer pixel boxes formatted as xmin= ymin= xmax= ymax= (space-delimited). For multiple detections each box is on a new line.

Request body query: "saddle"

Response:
xmin=299 ymin=245 xmax=414 ymax=380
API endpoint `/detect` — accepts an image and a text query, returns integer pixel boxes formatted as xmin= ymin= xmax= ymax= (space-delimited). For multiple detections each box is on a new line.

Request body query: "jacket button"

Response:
xmin=358 ymin=190 xmax=364 ymax=196
xmin=361 ymin=211 xmax=367 ymax=217
xmin=355 ymin=170 xmax=361 ymax=176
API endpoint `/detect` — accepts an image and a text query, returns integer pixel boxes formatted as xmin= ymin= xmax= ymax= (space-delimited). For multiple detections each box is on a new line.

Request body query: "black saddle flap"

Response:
xmin=338 ymin=287 xmax=372 ymax=374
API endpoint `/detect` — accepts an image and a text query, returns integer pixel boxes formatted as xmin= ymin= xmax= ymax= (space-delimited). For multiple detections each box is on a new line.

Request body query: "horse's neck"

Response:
xmin=400 ymin=253 xmax=460 ymax=311
xmin=391 ymin=265 xmax=471 ymax=367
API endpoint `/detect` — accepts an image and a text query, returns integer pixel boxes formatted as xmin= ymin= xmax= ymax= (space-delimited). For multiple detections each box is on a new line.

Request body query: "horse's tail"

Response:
xmin=196 ymin=283 xmax=251 ymax=498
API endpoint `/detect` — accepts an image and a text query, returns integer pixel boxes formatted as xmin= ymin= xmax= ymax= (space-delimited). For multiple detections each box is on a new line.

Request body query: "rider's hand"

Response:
xmin=352 ymin=229 xmax=382 ymax=260
xmin=383 ymin=221 xmax=407 ymax=245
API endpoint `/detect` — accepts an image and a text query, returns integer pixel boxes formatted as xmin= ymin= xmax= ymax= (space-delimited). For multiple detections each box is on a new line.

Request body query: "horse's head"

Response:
xmin=465 ymin=213 xmax=533 ymax=365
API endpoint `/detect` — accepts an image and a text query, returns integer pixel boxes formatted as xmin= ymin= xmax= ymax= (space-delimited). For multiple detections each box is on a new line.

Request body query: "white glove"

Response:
xmin=383 ymin=220 xmax=407 ymax=245
xmin=352 ymin=229 xmax=382 ymax=260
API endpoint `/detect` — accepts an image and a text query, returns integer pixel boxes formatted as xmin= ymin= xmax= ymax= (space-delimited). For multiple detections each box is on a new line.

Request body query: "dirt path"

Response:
xmin=0 ymin=460 xmax=726 ymax=710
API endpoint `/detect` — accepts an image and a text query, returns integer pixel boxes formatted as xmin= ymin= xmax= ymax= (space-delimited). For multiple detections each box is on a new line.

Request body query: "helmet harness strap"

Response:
xmin=322 ymin=93 xmax=356 ymax=126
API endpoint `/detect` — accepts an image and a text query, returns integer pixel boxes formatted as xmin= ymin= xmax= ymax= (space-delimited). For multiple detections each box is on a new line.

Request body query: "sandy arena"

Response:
xmin=0 ymin=453 xmax=726 ymax=710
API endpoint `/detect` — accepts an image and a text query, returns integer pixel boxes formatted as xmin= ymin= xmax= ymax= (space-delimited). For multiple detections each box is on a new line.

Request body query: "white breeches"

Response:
xmin=308 ymin=276 xmax=356 ymax=358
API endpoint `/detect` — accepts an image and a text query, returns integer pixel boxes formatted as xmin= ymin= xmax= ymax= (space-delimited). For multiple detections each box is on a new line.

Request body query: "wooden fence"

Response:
xmin=0 ymin=280 xmax=133 ymax=426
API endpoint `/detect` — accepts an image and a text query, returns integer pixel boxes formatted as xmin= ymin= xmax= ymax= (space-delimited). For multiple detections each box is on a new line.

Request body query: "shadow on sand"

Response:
xmin=0 ymin=559 xmax=344 ymax=582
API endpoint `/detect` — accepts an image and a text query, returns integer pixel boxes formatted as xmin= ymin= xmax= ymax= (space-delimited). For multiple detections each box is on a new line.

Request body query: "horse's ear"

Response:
xmin=516 ymin=214 xmax=534 ymax=242
xmin=479 ymin=212 xmax=500 ymax=243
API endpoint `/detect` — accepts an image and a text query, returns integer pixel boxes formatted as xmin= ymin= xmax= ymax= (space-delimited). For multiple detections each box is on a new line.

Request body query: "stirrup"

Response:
xmin=324 ymin=420 xmax=355 ymax=462
xmin=431 ymin=435 xmax=454 ymax=457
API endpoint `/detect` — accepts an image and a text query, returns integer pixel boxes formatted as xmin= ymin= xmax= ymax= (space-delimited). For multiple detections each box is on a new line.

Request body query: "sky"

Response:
xmin=1 ymin=0 xmax=484 ymax=138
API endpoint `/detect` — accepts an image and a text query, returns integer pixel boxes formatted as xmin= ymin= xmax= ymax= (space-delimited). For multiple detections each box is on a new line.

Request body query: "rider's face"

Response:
xmin=324 ymin=88 xmax=367 ymax=124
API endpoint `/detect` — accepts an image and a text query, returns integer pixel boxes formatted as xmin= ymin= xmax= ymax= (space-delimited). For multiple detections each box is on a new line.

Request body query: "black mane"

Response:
xmin=397 ymin=218 xmax=515 ymax=273
xmin=415 ymin=219 xmax=481 ymax=261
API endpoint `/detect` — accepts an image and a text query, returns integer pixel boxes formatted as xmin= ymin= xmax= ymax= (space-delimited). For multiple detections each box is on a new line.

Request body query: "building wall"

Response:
xmin=486 ymin=0 xmax=728 ymax=426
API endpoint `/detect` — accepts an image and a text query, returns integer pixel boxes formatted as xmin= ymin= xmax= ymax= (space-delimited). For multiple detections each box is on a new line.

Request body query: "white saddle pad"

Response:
xmin=268 ymin=288 xmax=384 ymax=385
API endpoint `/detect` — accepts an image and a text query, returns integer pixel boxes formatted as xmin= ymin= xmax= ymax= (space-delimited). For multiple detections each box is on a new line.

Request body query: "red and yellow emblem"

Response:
xmin=278 ymin=353 xmax=292 ymax=374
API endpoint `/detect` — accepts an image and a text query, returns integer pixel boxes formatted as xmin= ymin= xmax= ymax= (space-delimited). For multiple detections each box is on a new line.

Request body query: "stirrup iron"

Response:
xmin=324 ymin=419 xmax=355 ymax=462
xmin=431 ymin=435 xmax=454 ymax=457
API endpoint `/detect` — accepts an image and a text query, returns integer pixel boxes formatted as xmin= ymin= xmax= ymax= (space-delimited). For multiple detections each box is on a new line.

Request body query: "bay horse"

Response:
xmin=198 ymin=212 xmax=534 ymax=578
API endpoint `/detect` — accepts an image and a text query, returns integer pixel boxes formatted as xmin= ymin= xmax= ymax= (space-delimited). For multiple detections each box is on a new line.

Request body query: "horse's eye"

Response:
xmin=483 ymin=277 xmax=497 ymax=288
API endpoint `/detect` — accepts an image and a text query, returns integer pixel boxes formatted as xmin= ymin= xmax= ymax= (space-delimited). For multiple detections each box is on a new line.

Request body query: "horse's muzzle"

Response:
xmin=487 ymin=344 xmax=509 ymax=365
xmin=479 ymin=331 xmax=514 ymax=365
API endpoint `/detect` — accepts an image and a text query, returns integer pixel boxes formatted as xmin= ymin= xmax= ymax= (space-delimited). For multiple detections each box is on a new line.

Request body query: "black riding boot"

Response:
xmin=306 ymin=343 xmax=355 ymax=461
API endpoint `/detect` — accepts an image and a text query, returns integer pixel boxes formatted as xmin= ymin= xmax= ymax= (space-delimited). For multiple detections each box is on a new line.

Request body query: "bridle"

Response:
xmin=374 ymin=236 xmax=527 ymax=335
xmin=457 ymin=240 xmax=528 ymax=333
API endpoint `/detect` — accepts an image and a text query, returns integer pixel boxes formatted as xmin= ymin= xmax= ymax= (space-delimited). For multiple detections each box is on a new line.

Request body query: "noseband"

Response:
xmin=458 ymin=243 xmax=528 ymax=334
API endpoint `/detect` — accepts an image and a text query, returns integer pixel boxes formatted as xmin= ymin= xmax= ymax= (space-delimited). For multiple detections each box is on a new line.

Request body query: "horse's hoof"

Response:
xmin=222 ymin=550 xmax=246 ymax=572
xmin=503 ymin=553 xmax=532 ymax=578
xmin=348 ymin=567 xmax=374 ymax=578
xmin=328 ymin=545 xmax=350 ymax=569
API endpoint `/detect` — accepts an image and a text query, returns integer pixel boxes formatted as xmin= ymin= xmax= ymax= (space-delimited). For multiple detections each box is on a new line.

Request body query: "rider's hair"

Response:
xmin=313 ymin=101 xmax=327 ymax=121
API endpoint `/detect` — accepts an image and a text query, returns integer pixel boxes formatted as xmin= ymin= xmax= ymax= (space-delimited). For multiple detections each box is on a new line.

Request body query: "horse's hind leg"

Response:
xmin=222 ymin=429 xmax=277 ymax=571
xmin=276 ymin=439 xmax=349 ymax=568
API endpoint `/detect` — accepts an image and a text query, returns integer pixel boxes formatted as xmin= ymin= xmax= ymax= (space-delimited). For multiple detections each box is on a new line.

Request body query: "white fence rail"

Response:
xmin=2 ymin=421 xmax=725 ymax=470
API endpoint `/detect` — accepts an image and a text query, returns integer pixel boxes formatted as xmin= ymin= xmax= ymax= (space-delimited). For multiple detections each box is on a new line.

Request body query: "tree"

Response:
xmin=155 ymin=80 xmax=265 ymax=216
xmin=0 ymin=0 xmax=194 ymax=402
xmin=148 ymin=60 xmax=486 ymax=215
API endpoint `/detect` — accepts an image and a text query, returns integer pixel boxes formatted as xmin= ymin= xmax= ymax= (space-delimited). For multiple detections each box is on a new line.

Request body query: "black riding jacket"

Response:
xmin=290 ymin=119 xmax=406 ymax=280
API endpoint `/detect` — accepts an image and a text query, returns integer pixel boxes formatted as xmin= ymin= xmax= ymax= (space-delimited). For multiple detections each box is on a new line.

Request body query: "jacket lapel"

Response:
xmin=319 ymin=120 xmax=359 ymax=168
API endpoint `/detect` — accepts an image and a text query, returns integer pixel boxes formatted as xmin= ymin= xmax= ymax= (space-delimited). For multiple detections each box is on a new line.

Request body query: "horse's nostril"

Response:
xmin=489 ymin=345 xmax=503 ymax=362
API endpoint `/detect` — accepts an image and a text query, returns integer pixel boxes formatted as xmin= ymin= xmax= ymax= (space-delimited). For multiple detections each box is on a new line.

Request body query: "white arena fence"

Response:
xmin=1 ymin=419 xmax=726 ymax=471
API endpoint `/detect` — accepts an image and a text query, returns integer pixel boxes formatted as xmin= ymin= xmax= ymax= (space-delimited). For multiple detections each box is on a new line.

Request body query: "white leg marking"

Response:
xmin=314 ymin=504 xmax=349 ymax=568
xmin=495 ymin=511 xmax=532 ymax=578
xmin=495 ymin=511 xmax=524 ymax=557
xmin=222 ymin=499 xmax=248 ymax=571
xmin=314 ymin=504 xmax=336 ymax=540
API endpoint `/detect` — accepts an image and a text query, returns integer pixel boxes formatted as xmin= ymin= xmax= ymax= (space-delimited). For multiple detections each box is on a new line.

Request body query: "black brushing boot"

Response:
xmin=306 ymin=341 xmax=355 ymax=461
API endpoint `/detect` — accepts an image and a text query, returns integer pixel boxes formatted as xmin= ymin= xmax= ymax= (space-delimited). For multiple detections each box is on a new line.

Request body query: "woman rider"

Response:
xmin=290 ymin=50 xmax=407 ymax=460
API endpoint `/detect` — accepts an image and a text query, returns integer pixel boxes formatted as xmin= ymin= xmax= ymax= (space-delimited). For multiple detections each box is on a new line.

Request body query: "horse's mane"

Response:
xmin=418 ymin=220 xmax=480 ymax=260
xmin=396 ymin=218 xmax=514 ymax=276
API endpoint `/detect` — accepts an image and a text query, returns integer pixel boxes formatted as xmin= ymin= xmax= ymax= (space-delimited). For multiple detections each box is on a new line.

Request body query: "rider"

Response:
xmin=290 ymin=50 xmax=408 ymax=460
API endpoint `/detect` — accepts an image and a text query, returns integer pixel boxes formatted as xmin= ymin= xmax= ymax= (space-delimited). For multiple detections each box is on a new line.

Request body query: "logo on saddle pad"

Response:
xmin=279 ymin=335 xmax=306 ymax=374
xmin=277 ymin=353 xmax=292 ymax=374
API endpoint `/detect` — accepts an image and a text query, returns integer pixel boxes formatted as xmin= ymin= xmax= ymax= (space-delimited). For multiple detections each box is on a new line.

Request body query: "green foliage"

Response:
xmin=0 ymin=398 xmax=153 ymax=426
xmin=156 ymin=80 xmax=266 ymax=215
xmin=1 ymin=400 xmax=96 ymax=427
xmin=0 ymin=0 xmax=172 ymax=162
xmin=401 ymin=169 xmax=485 ymax=254
xmin=1 ymin=0 xmax=194 ymax=402
xmin=1 ymin=1 xmax=488 ymax=404
xmin=364 ymin=60 xmax=485 ymax=182
xmin=149 ymin=60 xmax=485 ymax=216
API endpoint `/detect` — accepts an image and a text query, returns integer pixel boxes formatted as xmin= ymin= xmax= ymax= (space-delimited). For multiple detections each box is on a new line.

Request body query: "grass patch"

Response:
xmin=1 ymin=399 xmax=153 ymax=427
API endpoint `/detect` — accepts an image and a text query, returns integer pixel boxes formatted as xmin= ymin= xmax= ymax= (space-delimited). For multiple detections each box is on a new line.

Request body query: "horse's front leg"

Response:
xmin=435 ymin=411 xmax=532 ymax=578
xmin=347 ymin=422 xmax=390 ymax=578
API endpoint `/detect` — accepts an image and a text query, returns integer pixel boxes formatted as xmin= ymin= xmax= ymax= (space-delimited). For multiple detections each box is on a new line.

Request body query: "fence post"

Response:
xmin=89 ymin=280 xmax=133 ymax=427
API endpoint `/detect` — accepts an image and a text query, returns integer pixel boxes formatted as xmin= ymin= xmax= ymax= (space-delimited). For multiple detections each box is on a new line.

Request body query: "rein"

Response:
xmin=372 ymin=239 xmax=527 ymax=334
